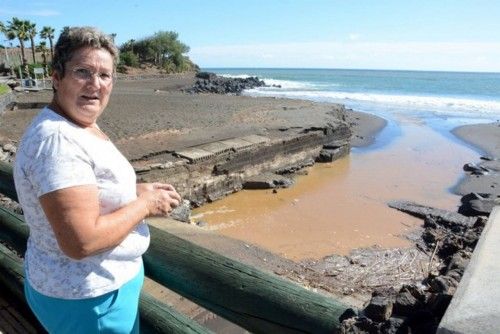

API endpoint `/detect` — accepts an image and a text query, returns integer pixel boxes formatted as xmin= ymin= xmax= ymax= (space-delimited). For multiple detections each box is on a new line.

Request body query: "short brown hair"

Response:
xmin=52 ymin=26 xmax=119 ymax=76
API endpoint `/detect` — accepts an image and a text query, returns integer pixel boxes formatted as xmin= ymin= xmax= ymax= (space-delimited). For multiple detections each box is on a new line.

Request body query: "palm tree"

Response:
xmin=7 ymin=17 xmax=29 ymax=67
xmin=40 ymin=26 xmax=55 ymax=59
xmin=1 ymin=21 xmax=15 ymax=75
xmin=37 ymin=41 xmax=49 ymax=74
xmin=27 ymin=21 xmax=37 ymax=64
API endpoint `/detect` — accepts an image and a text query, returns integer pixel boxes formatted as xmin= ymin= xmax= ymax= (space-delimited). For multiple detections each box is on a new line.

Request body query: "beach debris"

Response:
xmin=339 ymin=206 xmax=486 ymax=334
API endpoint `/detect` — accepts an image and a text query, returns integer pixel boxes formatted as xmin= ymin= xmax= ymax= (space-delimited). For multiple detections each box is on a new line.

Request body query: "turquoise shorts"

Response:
xmin=24 ymin=265 xmax=144 ymax=334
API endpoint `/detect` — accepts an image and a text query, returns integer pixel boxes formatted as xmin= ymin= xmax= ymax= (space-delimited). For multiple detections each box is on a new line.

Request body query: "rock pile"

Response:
xmin=340 ymin=202 xmax=487 ymax=333
xmin=184 ymin=72 xmax=266 ymax=95
xmin=0 ymin=142 xmax=16 ymax=163
xmin=459 ymin=155 xmax=500 ymax=216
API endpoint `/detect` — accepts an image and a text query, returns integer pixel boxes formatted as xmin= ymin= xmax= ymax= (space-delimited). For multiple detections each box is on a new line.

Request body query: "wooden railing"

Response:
xmin=0 ymin=161 xmax=351 ymax=333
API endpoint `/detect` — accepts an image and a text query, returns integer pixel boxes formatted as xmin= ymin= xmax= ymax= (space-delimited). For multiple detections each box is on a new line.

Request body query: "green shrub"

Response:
xmin=120 ymin=51 xmax=139 ymax=67
xmin=14 ymin=63 xmax=50 ymax=78
xmin=0 ymin=84 xmax=10 ymax=95
xmin=28 ymin=63 xmax=50 ymax=77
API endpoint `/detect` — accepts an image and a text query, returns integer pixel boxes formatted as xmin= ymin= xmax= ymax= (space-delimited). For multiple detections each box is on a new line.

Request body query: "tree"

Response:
xmin=40 ymin=26 xmax=55 ymax=59
xmin=27 ymin=21 xmax=37 ymax=64
xmin=7 ymin=17 xmax=29 ymax=67
xmin=37 ymin=41 xmax=49 ymax=74
xmin=124 ymin=31 xmax=192 ymax=72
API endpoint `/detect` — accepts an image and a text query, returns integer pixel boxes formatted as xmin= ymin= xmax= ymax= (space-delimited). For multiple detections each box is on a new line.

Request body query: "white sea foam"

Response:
xmin=261 ymin=78 xmax=317 ymax=90
xmin=244 ymin=88 xmax=500 ymax=118
xmin=218 ymin=73 xmax=253 ymax=79
xmin=219 ymin=73 xmax=316 ymax=90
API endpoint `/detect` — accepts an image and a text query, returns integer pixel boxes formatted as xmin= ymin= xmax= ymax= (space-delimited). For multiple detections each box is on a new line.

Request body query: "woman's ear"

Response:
xmin=52 ymin=71 xmax=61 ymax=90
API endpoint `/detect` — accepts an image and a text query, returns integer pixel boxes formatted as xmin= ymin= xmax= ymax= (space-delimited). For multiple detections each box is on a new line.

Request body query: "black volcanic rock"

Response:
xmin=185 ymin=72 xmax=267 ymax=95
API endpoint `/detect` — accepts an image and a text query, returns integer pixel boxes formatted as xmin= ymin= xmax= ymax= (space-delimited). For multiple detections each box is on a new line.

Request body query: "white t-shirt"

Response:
xmin=14 ymin=107 xmax=150 ymax=299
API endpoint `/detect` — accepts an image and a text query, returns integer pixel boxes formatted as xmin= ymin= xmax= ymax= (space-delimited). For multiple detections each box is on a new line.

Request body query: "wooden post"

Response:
xmin=144 ymin=226 xmax=348 ymax=333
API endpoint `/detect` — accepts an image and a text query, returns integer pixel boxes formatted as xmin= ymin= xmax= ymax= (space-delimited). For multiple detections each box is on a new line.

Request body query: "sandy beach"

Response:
xmin=1 ymin=73 xmax=499 ymax=316
xmin=1 ymin=73 xmax=498 ymax=258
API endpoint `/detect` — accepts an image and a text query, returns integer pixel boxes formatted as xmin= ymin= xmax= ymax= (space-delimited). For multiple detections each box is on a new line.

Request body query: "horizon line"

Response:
xmin=201 ymin=67 xmax=500 ymax=75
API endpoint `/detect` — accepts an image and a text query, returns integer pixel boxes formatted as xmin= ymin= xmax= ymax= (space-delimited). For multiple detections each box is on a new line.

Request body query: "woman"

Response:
xmin=13 ymin=27 xmax=181 ymax=333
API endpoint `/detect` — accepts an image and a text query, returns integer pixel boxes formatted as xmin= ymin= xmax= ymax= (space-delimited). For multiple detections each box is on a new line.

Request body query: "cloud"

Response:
xmin=348 ymin=33 xmax=361 ymax=41
xmin=0 ymin=9 xmax=60 ymax=17
xmin=189 ymin=41 xmax=500 ymax=72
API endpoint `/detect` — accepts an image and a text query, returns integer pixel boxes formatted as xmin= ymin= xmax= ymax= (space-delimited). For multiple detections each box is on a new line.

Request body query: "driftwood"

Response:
xmin=387 ymin=200 xmax=477 ymax=227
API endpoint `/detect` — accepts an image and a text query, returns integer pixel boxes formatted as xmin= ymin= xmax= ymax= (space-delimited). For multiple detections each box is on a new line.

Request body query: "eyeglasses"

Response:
xmin=70 ymin=67 xmax=114 ymax=85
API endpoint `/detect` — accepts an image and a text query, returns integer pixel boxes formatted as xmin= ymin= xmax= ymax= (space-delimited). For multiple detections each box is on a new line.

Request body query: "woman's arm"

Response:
xmin=39 ymin=184 xmax=181 ymax=260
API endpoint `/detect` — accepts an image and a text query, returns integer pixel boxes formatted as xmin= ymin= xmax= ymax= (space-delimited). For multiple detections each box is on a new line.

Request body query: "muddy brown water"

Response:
xmin=193 ymin=123 xmax=479 ymax=261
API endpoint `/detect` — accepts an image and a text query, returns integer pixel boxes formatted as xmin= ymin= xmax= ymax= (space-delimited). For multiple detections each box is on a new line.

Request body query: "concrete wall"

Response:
xmin=438 ymin=206 xmax=500 ymax=334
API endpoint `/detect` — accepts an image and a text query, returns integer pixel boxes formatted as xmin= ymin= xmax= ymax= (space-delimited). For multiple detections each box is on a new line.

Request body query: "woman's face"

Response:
xmin=52 ymin=46 xmax=114 ymax=127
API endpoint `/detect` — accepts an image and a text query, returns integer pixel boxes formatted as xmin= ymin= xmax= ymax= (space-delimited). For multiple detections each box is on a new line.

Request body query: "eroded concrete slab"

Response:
xmin=175 ymin=148 xmax=214 ymax=162
xmin=220 ymin=138 xmax=254 ymax=150
xmin=240 ymin=134 xmax=270 ymax=145
xmin=196 ymin=141 xmax=232 ymax=155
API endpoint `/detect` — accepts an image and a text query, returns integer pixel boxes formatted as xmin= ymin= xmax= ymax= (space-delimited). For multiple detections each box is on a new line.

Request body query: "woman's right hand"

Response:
xmin=139 ymin=186 xmax=182 ymax=217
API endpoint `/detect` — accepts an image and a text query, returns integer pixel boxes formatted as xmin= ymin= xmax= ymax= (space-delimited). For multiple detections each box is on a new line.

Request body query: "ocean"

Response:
xmin=194 ymin=68 xmax=499 ymax=260
xmin=207 ymin=68 xmax=500 ymax=128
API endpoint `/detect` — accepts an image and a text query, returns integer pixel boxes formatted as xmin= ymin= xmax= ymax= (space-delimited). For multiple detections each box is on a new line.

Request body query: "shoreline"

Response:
xmin=1 ymin=73 xmax=498 ymax=311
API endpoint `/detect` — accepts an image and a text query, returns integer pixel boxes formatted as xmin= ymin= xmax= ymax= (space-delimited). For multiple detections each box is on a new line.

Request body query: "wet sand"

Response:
xmin=193 ymin=123 xmax=480 ymax=260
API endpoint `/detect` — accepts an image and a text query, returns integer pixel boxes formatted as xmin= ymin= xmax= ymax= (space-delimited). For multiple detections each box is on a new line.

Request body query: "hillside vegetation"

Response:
xmin=119 ymin=31 xmax=198 ymax=74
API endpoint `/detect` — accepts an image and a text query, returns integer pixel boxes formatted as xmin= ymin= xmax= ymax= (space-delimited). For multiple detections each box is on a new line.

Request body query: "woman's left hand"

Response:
xmin=136 ymin=182 xmax=177 ymax=196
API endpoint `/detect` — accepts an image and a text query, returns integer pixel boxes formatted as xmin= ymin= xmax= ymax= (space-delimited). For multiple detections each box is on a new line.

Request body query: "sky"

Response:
xmin=1 ymin=0 xmax=500 ymax=72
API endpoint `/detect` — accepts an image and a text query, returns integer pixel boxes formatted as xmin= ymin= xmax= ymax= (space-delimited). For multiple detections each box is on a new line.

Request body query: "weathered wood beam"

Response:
xmin=0 ymin=206 xmax=28 ymax=254
xmin=0 ymin=243 xmax=45 ymax=334
xmin=139 ymin=292 xmax=213 ymax=334
xmin=0 ymin=243 xmax=25 ymax=302
xmin=0 ymin=161 xmax=17 ymax=202
xmin=145 ymin=225 xmax=349 ymax=333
